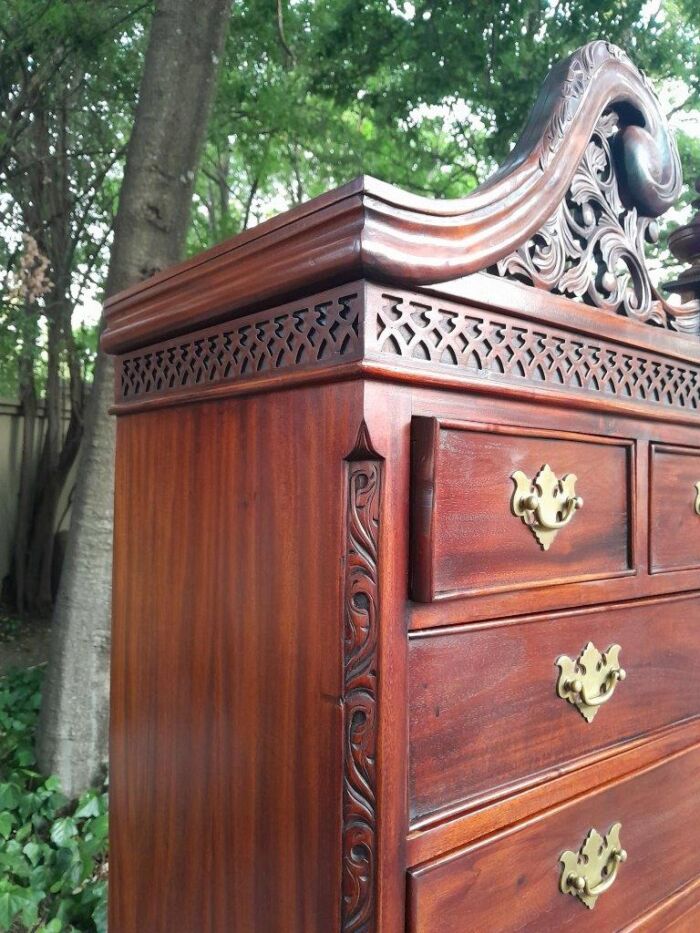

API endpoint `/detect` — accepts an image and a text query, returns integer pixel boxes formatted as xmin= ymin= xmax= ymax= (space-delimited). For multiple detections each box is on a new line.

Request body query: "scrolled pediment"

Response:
xmin=360 ymin=41 xmax=689 ymax=332
xmin=102 ymin=40 xmax=696 ymax=356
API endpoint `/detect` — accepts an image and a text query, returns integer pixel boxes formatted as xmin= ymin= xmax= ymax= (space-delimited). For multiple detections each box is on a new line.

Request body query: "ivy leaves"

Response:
xmin=0 ymin=668 xmax=108 ymax=932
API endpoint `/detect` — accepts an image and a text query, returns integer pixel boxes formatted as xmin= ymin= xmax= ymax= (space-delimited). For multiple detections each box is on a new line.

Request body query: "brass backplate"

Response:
xmin=556 ymin=642 xmax=625 ymax=723
xmin=511 ymin=463 xmax=583 ymax=550
xmin=560 ymin=823 xmax=626 ymax=909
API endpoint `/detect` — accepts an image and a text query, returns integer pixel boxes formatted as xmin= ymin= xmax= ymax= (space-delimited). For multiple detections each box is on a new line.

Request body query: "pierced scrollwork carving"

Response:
xmin=374 ymin=291 xmax=700 ymax=412
xmin=342 ymin=425 xmax=382 ymax=933
xmin=495 ymin=111 xmax=668 ymax=325
xmin=117 ymin=289 xmax=361 ymax=404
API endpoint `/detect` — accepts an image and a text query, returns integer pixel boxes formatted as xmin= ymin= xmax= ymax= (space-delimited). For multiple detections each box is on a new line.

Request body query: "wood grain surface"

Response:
xmin=650 ymin=444 xmax=700 ymax=573
xmin=409 ymin=593 xmax=700 ymax=825
xmin=411 ymin=416 xmax=633 ymax=601
xmin=110 ymin=383 xmax=362 ymax=932
xmin=104 ymin=42 xmax=700 ymax=932
xmin=408 ymin=743 xmax=700 ymax=932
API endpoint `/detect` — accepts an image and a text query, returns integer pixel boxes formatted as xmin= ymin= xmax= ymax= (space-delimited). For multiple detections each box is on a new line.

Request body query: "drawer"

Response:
xmin=408 ymin=743 xmax=700 ymax=932
xmin=409 ymin=593 xmax=700 ymax=825
xmin=650 ymin=444 xmax=700 ymax=574
xmin=410 ymin=416 xmax=634 ymax=602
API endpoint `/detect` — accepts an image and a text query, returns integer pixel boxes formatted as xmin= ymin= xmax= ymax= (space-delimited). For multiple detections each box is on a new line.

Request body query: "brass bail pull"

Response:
xmin=560 ymin=823 xmax=626 ymax=909
xmin=556 ymin=642 xmax=625 ymax=723
xmin=566 ymin=665 xmax=626 ymax=708
xmin=511 ymin=464 xmax=583 ymax=551
xmin=694 ymin=481 xmax=700 ymax=515
xmin=566 ymin=848 xmax=627 ymax=900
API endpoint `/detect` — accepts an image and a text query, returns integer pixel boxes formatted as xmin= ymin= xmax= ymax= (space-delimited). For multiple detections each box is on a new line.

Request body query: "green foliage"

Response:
xmin=0 ymin=0 xmax=146 ymax=399
xmin=0 ymin=668 xmax=108 ymax=932
xmin=0 ymin=301 xmax=98 ymax=405
xmin=0 ymin=617 xmax=23 ymax=645
xmin=186 ymin=0 xmax=700 ymax=257
xmin=2 ymin=0 xmax=700 ymax=301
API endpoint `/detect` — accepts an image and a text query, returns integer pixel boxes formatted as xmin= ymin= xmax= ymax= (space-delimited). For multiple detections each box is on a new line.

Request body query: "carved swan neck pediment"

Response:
xmin=354 ymin=41 xmax=692 ymax=333
xmin=505 ymin=42 xmax=681 ymax=220
xmin=102 ymin=40 xmax=697 ymax=356
xmin=485 ymin=42 xmax=685 ymax=328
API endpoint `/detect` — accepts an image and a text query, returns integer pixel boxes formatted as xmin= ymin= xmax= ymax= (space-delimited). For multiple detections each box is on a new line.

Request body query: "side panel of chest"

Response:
xmin=110 ymin=382 xmax=363 ymax=933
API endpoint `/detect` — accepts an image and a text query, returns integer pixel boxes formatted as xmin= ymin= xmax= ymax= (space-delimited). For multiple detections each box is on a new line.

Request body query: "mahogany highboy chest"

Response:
xmin=104 ymin=42 xmax=700 ymax=932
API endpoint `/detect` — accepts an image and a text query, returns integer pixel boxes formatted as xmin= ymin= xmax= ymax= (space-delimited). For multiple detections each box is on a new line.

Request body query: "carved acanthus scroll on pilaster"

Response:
xmin=341 ymin=424 xmax=382 ymax=933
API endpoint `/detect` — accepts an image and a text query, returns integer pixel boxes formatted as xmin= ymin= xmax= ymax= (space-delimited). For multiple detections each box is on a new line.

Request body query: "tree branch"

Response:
xmin=276 ymin=0 xmax=296 ymax=68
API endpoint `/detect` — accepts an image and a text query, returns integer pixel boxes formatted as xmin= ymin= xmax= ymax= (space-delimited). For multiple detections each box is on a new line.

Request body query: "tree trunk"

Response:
xmin=36 ymin=0 xmax=233 ymax=797
xmin=24 ymin=314 xmax=62 ymax=616
xmin=7 ymin=94 xmax=86 ymax=619
xmin=11 ymin=337 xmax=38 ymax=614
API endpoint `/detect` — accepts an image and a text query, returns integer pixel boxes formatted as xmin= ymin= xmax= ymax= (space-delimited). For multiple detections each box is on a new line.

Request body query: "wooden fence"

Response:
xmin=0 ymin=398 xmax=74 ymax=595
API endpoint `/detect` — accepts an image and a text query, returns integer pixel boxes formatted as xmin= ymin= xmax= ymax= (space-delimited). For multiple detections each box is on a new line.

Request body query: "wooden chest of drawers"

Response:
xmin=104 ymin=42 xmax=700 ymax=932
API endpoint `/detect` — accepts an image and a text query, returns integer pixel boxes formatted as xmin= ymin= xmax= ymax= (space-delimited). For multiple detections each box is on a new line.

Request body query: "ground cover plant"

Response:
xmin=0 ymin=666 xmax=107 ymax=932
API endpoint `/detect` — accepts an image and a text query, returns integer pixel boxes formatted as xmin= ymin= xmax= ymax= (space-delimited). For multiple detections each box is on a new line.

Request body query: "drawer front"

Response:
xmin=650 ymin=444 xmax=700 ymax=574
xmin=409 ymin=594 xmax=700 ymax=824
xmin=410 ymin=416 xmax=634 ymax=602
xmin=408 ymin=744 xmax=700 ymax=932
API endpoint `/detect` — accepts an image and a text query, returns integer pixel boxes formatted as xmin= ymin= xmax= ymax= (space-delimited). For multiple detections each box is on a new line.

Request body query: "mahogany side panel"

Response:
xmin=110 ymin=383 xmax=362 ymax=933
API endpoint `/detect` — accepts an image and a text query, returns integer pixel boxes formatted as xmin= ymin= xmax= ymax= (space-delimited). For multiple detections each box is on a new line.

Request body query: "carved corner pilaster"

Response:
xmin=341 ymin=423 xmax=383 ymax=932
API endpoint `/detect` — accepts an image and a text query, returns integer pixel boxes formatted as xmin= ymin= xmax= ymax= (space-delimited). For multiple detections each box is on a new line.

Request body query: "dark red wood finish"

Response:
xmin=111 ymin=384 xmax=361 ymax=932
xmin=409 ymin=592 xmax=700 ymax=825
xmin=649 ymin=443 xmax=700 ymax=573
xmin=408 ymin=743 xmax=700 ymax=932
xmin=105 ymin=41 xmax=700 ymax=933
xmin=411 ymin=416 xmax=633 ymax=601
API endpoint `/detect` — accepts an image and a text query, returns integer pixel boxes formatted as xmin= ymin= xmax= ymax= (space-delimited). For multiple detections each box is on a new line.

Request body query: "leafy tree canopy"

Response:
xmin=188 ymin=0 xmax=700 ymax=253
xmin=1 ymin=0 xmax=699 ymax=363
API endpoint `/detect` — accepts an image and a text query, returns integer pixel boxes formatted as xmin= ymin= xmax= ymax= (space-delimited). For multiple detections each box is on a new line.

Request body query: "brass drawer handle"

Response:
xmin=694 ymin=481 xmax=700 ymax=515
xmin=560 ymin=824 xmax=627 ymax=909
xmin=511 ymin=463 xmax=583 ymax=550
xmin=556 ymin=642 xmax=625 ymax=723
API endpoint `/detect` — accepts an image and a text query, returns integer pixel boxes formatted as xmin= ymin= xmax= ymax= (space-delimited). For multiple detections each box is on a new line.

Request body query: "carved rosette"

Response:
xmin=342 ymin=425 xmax=382 ymax=932
xmin=496 ymin=111 xmax=667 ymax=325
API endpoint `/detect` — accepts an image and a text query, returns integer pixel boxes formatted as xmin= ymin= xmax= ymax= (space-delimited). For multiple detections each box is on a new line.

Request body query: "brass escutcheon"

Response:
xmin=556 ymin=642 xmax=626 ymax=723
xmin=560 ymin=823 xmax=627 ymax=909
xmin=511 ymin=463 xmax=583 ymax=551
